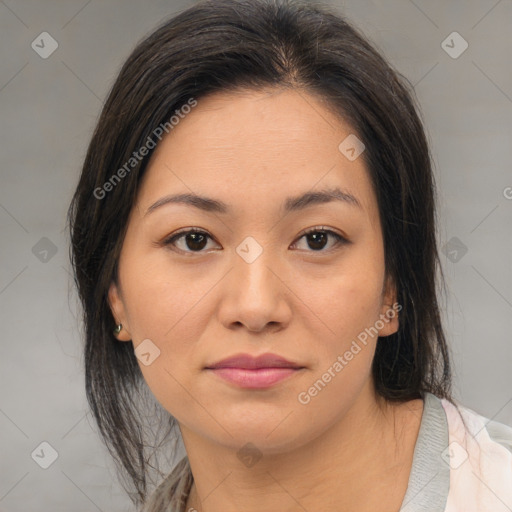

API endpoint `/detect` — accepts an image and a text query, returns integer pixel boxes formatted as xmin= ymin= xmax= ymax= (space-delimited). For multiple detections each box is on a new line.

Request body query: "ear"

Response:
xmin=377 ymin=274 xmax=400 ymax=338
xmin=108 ymin=281 xmax=132 ymax=341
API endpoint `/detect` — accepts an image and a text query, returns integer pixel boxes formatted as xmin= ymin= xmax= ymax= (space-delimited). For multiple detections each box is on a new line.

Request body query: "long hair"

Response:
xmin=67 ymin=0 xmax=452 ymax=508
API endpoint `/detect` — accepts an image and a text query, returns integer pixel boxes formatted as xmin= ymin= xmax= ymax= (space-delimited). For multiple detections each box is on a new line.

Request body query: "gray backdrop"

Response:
xmin=1 ymin=0 xmax=511 ymax=510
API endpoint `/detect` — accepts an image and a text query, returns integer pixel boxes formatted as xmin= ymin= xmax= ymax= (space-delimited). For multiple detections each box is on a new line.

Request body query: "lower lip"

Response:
xmin=207 ymin=367 xmax=302 ymax=388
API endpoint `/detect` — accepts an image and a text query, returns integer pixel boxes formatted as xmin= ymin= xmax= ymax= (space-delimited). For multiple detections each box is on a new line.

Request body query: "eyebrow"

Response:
xmin=144 ymin=187 xmax=362 ymax=217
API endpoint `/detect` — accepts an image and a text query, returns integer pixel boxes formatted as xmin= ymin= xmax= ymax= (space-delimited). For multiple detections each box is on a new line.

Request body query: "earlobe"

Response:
xmin=378 ymin=275 xmax=400 ymax=337
xmin=377 ymin=303 xmax=400 ymax=337
xmin=108 ymin=281 xmax=132 ymax=341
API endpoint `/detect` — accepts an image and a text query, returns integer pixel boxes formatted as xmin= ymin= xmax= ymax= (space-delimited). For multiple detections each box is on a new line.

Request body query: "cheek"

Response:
xmin=117 ymin=255 xmax=215 ymax=411
xmin=123 ymin=271 xmax=209 ymax=418
xmin=136 ymin=357 xmax=197 ymax=426
xmin=120 ymin=251 xmax=214 ymax=342
xmin=298 ymin=256 xmax=384 ymax=349
xmin=291 ymin=271 xmax=383 ymax=429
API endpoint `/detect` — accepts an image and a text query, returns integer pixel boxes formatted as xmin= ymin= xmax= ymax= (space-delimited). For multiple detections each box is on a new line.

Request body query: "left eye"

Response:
xmin=292 ymin=228 xmax=347 ymax=252
xmin=162 ymin=227 xmax=347 ymax=253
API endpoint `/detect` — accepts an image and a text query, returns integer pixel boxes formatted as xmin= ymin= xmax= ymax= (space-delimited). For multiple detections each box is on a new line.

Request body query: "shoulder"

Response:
xmin=440 ymin=397 xmax=512 ymax=454
xmin=438 ymin=397 xmax=512 ymax=511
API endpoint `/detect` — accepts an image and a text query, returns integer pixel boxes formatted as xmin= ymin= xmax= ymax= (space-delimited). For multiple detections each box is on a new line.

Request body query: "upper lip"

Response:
xmin=205 ymin=353 xmax=303 ymax=370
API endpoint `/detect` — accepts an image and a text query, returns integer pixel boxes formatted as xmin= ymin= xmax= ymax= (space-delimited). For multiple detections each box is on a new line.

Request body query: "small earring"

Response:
xmin=114 ymin=323 xmax=122 ymax=335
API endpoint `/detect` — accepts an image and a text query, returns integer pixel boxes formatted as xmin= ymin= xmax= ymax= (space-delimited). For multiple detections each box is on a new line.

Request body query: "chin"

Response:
xmin=210 ymin=414 xmax=313 ymax=453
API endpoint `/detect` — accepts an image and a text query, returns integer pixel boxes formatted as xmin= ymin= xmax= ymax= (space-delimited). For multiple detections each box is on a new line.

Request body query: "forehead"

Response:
xmin=136 ymin=88 xmax=377 ymax=220
xmin=157 ymin=87 xmax=350 ymax=158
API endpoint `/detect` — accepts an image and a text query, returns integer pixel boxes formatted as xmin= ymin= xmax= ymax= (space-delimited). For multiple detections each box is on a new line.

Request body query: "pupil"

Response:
xmin=187 ymin=233 xmax=207 ymax=251
xmin=308 ymin=232 xmax=327 ymax=250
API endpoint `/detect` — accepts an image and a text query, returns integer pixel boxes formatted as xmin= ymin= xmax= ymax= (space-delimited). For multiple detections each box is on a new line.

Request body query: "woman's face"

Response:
xmin=108 ymin=88 xmax=398 ymax=453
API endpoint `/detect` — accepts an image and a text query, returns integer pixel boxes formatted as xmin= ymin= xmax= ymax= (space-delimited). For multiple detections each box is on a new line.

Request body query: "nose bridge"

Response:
xmin=233 ymin=235 xmax=278 ymax=294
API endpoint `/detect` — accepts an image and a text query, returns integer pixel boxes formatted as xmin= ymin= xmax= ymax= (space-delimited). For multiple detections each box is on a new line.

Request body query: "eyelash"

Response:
xmin=161 ymin=226 xmax=348 ymax=255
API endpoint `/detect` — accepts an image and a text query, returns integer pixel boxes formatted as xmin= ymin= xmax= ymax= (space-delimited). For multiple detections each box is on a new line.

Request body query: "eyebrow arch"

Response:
xmin=144 ymin=186 xmax=362 ymax=217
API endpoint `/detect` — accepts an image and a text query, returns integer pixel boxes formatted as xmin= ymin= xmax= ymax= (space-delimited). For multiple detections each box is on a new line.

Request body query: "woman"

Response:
xmin=67 ymin=0 xmax=512 ymax=511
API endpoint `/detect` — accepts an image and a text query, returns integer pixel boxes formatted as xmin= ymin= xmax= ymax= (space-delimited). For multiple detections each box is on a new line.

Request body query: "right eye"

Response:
xmin=162 ymin=228 xmax=220 ymax=254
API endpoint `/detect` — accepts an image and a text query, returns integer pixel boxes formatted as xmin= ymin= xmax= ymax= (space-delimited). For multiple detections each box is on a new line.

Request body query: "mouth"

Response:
xmin=204 ymin=352 xmax=305 ymax=389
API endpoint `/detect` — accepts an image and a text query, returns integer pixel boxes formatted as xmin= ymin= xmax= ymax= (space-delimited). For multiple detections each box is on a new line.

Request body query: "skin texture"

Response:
xmin=108 ymin=88 xmax=424 ymax=511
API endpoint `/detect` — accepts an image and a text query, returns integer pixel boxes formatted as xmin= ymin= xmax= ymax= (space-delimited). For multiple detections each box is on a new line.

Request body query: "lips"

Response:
xmin=205 ymin=352 xmax=303 ymax=370
xmin=205 ymin=353 xmax=305 ymax=389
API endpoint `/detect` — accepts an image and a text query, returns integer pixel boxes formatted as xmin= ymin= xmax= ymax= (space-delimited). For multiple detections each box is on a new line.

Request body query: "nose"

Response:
xmin=217 ymin=241 xmax=292 ymax=334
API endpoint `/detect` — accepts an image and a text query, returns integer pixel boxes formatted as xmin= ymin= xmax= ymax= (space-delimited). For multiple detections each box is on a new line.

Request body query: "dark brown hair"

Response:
xmin=67 ymin=0 xmax=452 ymax=507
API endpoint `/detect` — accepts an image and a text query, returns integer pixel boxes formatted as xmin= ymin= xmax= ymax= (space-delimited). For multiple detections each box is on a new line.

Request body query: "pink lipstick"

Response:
xmin=205 ymin=353 xmax=304 ymax=389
